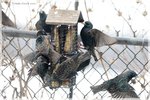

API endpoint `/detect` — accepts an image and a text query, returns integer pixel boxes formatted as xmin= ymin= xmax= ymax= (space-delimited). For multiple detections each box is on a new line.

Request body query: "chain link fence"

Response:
xmin=1 ymin=0 xmax=150 ymax=100
xmin=1 ymin=32 xmax=150 ymax=100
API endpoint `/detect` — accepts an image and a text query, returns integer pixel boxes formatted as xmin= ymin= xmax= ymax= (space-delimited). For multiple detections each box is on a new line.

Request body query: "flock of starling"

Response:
xmin=25 ymin=11 xmax=139 ymax=99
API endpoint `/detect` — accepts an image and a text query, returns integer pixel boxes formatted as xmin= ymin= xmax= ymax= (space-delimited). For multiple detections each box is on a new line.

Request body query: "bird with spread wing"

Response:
xmin=90 ymin=70 xmax=139 ymax=99
xmin=80 ymin=21 xmax=117 ymax=61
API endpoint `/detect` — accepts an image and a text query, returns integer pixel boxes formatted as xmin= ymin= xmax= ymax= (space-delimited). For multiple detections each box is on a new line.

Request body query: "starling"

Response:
xmin=28 ymin=55 xmax=49 ymax=81
xmin=35 ymin=34 xmax=68 ymax=75
xmin=36 ymin=35 xmax=50 ymax=54
xmin=90 ymin=70 xmax=139 ymax=99
xmin=80 ymin=21 xmax=117 ymax=61
xmin=24 ymin=31 xmax=48 ymax=64
xmin=52 ymin=53 xmax=80 ymax=80
xmin=36 ymin=55 xmax=49 ymax=81
xmin=35 ymin=11 xmax=54 ymax=35
xmin=24 ymin=30 xmax=58 ymax=64
xmin=52 ymin=52 xmax=90 ymax=80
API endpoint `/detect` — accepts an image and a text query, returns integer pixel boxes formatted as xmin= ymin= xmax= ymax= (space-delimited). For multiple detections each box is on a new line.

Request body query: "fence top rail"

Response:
xmin=1 ymin=26 xmax=149 ymax=46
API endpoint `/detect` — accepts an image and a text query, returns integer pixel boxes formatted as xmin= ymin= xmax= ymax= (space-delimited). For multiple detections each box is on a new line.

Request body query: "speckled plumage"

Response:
xmin=52 ymin=52 xmax=91 ymax=80
xmin=28 ymin=55 xmax=49 ymax=81
xmin=90 ymin=70 xmax=139 ymax=99
xmin=36 ymin=55 xmax=49 ymax=80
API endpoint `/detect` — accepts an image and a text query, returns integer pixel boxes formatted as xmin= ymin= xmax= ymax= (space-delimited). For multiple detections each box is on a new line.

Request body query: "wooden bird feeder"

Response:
xmin=46 ymin=9 xmax=84 ymax=54
xmin=45 ymin=9 xmax=84 ymax=90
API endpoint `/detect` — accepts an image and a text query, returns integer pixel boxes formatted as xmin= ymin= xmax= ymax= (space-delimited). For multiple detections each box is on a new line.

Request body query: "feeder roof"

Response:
xmin=46 ymin=9 xmax=84 ymax=25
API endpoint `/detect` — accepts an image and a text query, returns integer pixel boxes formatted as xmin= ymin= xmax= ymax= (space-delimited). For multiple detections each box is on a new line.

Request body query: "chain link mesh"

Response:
xmin=1 ymin=36 xmax=150 ymax=100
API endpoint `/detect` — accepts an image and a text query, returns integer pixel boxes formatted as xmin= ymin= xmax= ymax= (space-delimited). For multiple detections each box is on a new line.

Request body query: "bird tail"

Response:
xmin=90 ymin=81 xmax=108 ymax=94
xmin=90 ymin=85 xmax=102 ymax=94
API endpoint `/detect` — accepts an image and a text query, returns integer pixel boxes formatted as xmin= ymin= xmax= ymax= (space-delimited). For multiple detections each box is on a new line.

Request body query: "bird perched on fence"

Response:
xmin=90 ymin=70 xmax=139 ymax=99
xmin=80 ymin=21 xmax=117 ymax=61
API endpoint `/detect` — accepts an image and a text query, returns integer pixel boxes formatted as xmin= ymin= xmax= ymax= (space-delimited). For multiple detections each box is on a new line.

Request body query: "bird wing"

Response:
xmin=111 ymin=83 xmax=139 ymax=98
xmin=53 ymin=53 xmax=81 ymax=80
xmin=88 ymin=29 xmax=117 ymax=47
xmin=52 ymin=57 xmax=75 ymax=80
xmin=24 ymin=51 xmax=38 ymax=63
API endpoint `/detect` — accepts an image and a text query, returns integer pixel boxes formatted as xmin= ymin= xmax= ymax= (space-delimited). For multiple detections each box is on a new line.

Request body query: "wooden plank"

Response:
xmin=46 ymin=9 xmax=81 ymax=25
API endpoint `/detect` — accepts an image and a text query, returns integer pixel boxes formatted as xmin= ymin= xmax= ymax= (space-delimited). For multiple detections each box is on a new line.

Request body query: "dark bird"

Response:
xmin=90 ymin=70 xmax=139 ymax=99
xmin=35 ymin=55 xmax=49 ymax=81
xmin=52 ymin=51 xmax=90 ymax=80
xmin=52 ymin=53 xmax=80 ymax=80
xmin=36 ymin=30 xmax=52 ymax=53
xmin=35 ymin=32 xmax=91 ymax=79
xmin=80 ymin=21 xmax=117 ymax=61
xmin=35 ymin=33 xmax=68 ymax=76
xmin=28 ymin=55 xmax=49 ymax=81
xmin=35 ymin=11 xmax=54 ymax=38
xmin=23 ymin=30 xmax=48 ymax=64
xmin=27 ymin=31 xmax=62 ymax=84
xmin=35 ymin=34 xmax=63 ymax=65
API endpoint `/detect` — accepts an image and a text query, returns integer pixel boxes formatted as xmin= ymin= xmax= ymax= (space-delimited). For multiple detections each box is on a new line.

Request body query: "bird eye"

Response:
xmin=36 ymin=36 xmax=44 ymax=44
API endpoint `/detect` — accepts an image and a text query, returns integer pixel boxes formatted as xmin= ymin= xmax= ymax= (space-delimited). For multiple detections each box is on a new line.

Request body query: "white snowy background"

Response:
xmin=0 ymin=0 xmax=150 ymax=100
